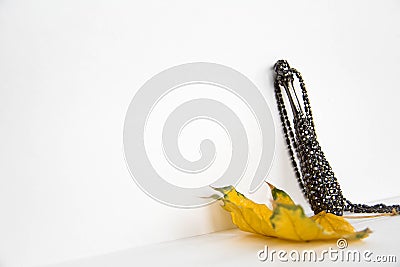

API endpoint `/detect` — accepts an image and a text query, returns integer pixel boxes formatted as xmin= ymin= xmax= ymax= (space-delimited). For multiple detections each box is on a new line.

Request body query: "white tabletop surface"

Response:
xmin=46 ymin=199 xmax=400 ymax=267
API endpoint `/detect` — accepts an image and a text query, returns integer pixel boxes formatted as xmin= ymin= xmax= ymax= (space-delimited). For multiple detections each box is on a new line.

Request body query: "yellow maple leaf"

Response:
xmin=214 ymin=184 xmax=371 ymax=241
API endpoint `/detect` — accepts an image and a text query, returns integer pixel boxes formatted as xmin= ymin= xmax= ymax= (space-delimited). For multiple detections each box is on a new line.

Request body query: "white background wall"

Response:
xmin=1 ymin=0 xmax=399 ymax=266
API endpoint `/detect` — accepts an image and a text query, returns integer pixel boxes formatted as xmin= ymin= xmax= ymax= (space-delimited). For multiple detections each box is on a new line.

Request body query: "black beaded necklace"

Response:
xmin=273 ymin=60 xmax=400 ymax=216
